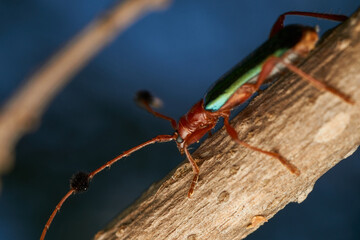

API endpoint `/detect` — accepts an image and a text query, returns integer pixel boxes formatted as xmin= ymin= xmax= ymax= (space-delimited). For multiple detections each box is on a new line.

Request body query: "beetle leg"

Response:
xmin=219 ymin=57 xmax=279 ymax=111
xmin=273 ymin=56 xmax=354 ymax=104
xmin=184 ymin=146 xmax=200 ymax=198
xmin=223 ymin=115 xmax=300 ymax=175
xmin=254 ymin=56 xmax=279 ymax=89
xmin=269 ymin=12 xmax=347 ymax=38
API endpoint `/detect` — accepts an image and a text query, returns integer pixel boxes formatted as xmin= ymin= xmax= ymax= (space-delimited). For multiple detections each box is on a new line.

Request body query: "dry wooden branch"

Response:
xmin=0 ymin=0 xmax=171 ymax=175
xmin=94 ymin=9 xmax=360 ymax=240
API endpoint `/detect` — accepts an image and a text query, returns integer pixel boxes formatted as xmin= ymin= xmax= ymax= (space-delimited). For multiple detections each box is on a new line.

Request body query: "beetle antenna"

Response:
xmin=40 ymin=134 xmax=176 ymax=240
xmin=135 ymin=90 xmax=177 ymax=129
xmin=135 ymin=90 xmax=163 ymax=109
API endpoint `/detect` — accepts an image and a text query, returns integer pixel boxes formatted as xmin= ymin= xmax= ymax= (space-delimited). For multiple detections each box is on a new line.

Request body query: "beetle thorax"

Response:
xmin=176 ymin=100 xmax=218 ymax=150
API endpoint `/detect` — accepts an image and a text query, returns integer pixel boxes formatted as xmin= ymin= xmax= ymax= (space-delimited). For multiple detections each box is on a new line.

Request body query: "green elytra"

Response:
xmin=204 ymin=24 xmax=307 ymax=112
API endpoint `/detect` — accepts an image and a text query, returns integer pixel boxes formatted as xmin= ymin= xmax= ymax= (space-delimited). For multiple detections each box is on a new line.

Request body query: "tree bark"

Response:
xmin=94 ymin=8 xmax=360 ymax=240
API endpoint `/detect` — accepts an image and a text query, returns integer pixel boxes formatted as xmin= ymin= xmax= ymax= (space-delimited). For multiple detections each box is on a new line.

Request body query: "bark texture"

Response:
xmin=94 ymin=8 xmax=360 ymax=240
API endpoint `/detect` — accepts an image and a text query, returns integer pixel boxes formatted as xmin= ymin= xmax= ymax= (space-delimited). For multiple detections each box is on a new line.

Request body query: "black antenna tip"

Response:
xmin=70 ymin=172 xmax=90 ymax=192
xmin=136 ymin=90 xmax=153 ymax=103
xmin=135 ymin=90 xmax=163 ymax=108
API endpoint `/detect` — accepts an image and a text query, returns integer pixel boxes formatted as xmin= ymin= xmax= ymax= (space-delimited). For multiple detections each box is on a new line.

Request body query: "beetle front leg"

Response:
xmin=184 ymin=146 xmax=200 ymax=198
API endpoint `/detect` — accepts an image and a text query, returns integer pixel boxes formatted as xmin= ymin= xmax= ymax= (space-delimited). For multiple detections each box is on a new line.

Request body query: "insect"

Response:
xmin=40 ymin=11 xmax=354 ymax=239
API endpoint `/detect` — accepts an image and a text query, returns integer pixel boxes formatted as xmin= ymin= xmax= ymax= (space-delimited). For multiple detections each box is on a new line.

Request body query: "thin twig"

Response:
xmin=0 ymin=0 xmax=171 ymax=174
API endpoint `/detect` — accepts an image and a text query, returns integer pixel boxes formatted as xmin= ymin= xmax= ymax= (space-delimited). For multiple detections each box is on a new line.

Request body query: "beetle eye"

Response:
xmin=176 ymin=135 xmax=184 ymax=143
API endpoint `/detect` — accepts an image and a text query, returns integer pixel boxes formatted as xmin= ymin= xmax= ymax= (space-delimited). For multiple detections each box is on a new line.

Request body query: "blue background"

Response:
xmin=0 ymin=0 xmax=359 ymax=239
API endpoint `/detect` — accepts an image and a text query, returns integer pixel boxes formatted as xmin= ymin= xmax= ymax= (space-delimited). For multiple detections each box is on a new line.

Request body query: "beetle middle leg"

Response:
xmin=223 ymin=115 xmax=300 ymax=175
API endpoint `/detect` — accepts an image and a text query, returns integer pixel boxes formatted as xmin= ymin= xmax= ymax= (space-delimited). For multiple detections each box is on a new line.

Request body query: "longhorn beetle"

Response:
xmin=41 ymin=11 xmax=354 ymax=239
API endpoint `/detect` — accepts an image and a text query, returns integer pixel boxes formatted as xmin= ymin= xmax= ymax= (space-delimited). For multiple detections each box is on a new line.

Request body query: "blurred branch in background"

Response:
xmin=0 ymin=0 xmax=171 ymax=185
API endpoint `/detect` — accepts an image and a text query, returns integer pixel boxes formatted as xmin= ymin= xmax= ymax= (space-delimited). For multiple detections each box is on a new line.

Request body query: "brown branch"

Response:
xmin=94 ymin=8 xmax=360 ymax=240
xmin=0 ymin=0 xmax=171 ymax=174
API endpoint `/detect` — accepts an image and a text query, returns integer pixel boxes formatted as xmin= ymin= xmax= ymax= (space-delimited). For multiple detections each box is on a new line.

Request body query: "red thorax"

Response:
xmin=176 ymin=100 xmax=220 ymax=152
